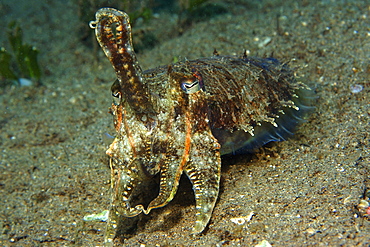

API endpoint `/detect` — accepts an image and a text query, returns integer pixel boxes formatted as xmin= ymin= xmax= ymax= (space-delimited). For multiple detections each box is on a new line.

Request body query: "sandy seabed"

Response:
xmin=0 ymin=0 xmax=369 ymax=246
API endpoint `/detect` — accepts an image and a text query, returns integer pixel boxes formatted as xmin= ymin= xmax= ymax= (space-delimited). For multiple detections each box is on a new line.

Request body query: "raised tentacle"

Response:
xmin=90 ymin=8 xmax=154 ymax=120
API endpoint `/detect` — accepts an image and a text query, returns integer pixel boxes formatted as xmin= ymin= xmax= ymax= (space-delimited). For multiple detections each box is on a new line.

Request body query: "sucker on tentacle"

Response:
xmin=89 ymin=7 xmax=314 ymax=245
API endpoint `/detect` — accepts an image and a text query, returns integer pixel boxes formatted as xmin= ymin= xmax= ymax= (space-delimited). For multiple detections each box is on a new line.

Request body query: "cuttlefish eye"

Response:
xmin=180 ymin=70 xmax=204 ymax=94
xmin=180 ymin=78 xmax=202 ymax=94
xmin=111 ymin=79 xmax=121 ymax=105
xmin=112 ymin=91 xmax=120 ymax=98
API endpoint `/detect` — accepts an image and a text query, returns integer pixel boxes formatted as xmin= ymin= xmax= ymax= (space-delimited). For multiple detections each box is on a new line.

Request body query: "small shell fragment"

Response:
xmin=255 ymin=240 xmax=272 ymax=247
xmin=358 ymin=199 xmax=369 ymax=209
xmin=350 ymin=84 xmax=363 ymax=93
xmin=230 ymin=212 xmax=254 ymax=225
xmin=258 ymin=37 xmax=272 ymax=48
xmin=83 ymin=210 xmax=109 ymax=221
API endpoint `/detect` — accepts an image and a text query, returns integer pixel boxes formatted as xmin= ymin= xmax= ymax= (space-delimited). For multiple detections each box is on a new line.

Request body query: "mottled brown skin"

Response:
xmin=90 ymin=8 xmax=311 ymax=246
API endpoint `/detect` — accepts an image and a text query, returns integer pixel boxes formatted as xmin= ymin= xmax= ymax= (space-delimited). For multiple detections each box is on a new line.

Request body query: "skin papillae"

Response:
xmin=90 ymin=7 xmax=313 ymax=245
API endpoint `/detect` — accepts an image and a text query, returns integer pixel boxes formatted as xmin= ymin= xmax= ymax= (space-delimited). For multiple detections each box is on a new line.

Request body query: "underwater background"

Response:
xmin=0 ymin=0 xmax=369 ymax=245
